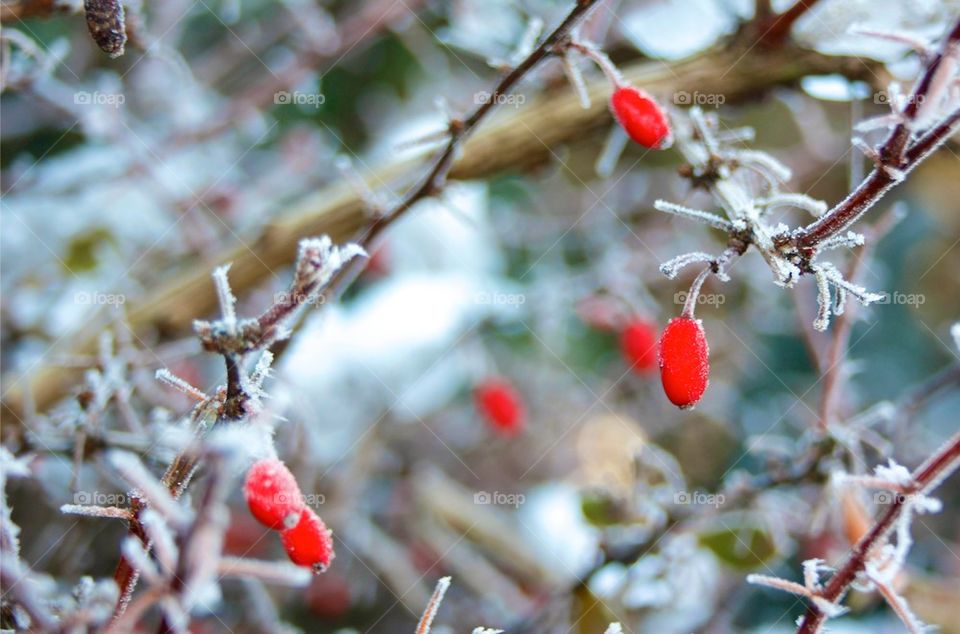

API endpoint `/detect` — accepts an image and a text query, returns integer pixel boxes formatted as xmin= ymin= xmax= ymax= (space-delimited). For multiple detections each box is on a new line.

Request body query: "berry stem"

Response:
xmin=565 ymin=39 xmax=625 ymax=87
xmin=682 ymin=267 xmax=711 ymax=319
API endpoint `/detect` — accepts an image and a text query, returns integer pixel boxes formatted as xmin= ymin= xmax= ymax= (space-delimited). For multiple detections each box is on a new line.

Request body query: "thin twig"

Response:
xmin=415 ymin=576 xmax=452 ymax=634
xmin=792 ymin=20 xmax=960 ymax=252
xmin=796 ymin=432 xmax=960 ymax=633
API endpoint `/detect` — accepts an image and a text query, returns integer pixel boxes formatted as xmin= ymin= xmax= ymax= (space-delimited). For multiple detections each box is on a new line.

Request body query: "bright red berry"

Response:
xmin=281 ymin=507 xmax=335 ymax=572
xmin=610 ymin=85 xmax=672 ymax=149
xmin=620 ymin=319 xmax=659 ymax=374
xmin=474 ymin=378 xmax=525 ymax=436
xmin=243 ymin=458 xmax=304 ymax=530
xmin=658 ymin=317 xmax=709 ymax=409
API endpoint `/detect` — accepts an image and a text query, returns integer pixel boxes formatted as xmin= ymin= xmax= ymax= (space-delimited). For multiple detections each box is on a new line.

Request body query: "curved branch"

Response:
xmin=793 ymin=19 xmax=960 ymax=252
xmin=796 ymin=432 xmax=960 ymax=633
xmin=1 ymin=44 xmax=878 ymax=422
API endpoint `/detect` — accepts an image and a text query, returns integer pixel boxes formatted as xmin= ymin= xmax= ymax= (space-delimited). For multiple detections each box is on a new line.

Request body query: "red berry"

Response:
xmin=620 ymin=319 xmax=659 ymax=374
xmin=281 ymin=507 xmax=335 ymax=572
xmin=365 ymin=245 xmax=390 ymax=278
xmin=576 ymin=295 xmax=625 ymax=332
xmin=658 ymin=317 xmax=709 ymax=409
xmin=610 ymin=86 xmax=672 ymax=149
xmin=474 ymin=378 xmax=525 ymax=436
xmin=243 ymin=458 xmax=304 ymax=530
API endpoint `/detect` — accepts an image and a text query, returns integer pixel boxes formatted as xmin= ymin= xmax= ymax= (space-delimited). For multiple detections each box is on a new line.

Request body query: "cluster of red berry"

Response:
xmin=469 ymin=83 xmax=694 ymax=431
xmin=621 ymin=316 xmax=709 ymax=409
xmin=243 ymin=458 xmax=334 ymax=572
xmin=605 ymin=81 xmax=710 ymax=408
xmin=579 ymin=295 xmax=709 ymax=409
xmin=471 ymin=311 xmax=709 ymax=431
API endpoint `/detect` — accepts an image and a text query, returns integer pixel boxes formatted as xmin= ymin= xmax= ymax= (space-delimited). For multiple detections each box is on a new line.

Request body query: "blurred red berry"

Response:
xmin=223 ymin=512 xmax=271 ymax=557
xmin=365 ymin=245 xmax=391 ymax=278
xmin=610 ymin=85 xmax=672 ymax=149
xmin=576 ymin=295 xmax=624 ymax=332
xmin=658 ymin=317 xmax=709 ymax=408
xmin=243 ymin=458 xmax=304 ymax=530
xmin=474 ymin=378 xmax=525 ymax=436
xmin=620 ymin=319 xmax=659 ymax=374
xmin=281 ymin=507 xmax=335 ymax=572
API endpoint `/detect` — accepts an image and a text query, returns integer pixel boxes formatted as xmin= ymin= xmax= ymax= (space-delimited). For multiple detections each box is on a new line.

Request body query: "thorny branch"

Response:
xmin=109 ymin=237 xmax=364 ymax=620
xmin=655 ymin=19 xmax=960 ymax=331
xmin=794 ymin=431 xmax=960 ymax=633
xmin=790 ymin=19 xmax=960 ymax=251
xmin=1 ymin=32 xmax=879 ymax=422
xmin=318 ymin=0 xmax=604 ymax=301
xmin=105 ymin=1 xmax=608 ymax=621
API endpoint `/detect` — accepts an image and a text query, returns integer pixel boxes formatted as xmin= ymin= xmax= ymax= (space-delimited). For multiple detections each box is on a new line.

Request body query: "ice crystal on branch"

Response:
xmin=193 ymin=235 xmax=366 ymax=356
xmin=656 ymin=107 xmax=889 ymax=331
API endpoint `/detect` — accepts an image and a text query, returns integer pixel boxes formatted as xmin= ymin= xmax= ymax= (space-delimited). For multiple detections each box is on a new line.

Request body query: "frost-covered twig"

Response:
xmin=110 ymin=237 xmax=359 ymax=621
xmin=794 ymin=431 xmax=960 ymax=633
xmin=415 ymin=576 xmax=452 ymax=634
xmin=791 ymin=20 xmax=960 ymax=252
xmin=655 ymin=20 xmax=959 ymax=331
xmin=314 ymin=0 xmax=604 ymax=302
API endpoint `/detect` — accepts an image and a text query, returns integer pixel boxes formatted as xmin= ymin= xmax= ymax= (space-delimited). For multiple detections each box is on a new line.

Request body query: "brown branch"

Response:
xmin=0 ymin=0 xmax=70 ymax=21
xmin=0 ymin=44 xmax=879 ymax=426
xmin=750 ymin=0 xmax=824 ymax=48
xmin=796 ymin=431 xmax=960 ymax=633
xmin=106 ymin=2 xmax=605 ymax=622
xmin=793 ymin=19 xmax=960 ymax=254
xmin=111 ymin=399 xmax=218 ymax=620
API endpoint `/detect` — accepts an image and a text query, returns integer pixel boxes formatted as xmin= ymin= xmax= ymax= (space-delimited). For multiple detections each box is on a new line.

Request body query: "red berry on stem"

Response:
xmin=281 ymin=507 xmax=335 ymax=572
xmin=610 ymin=85 xmax=672 ymax=149
xmin=474 ymin=378 xmax=525 ymax=436
xmin=658 ymin=317 xmax=709 ymax=409
xmin=620 ymin=319 xmax=659 ymax=374
xmin=243 ymin=458 xmax=304 ymax=530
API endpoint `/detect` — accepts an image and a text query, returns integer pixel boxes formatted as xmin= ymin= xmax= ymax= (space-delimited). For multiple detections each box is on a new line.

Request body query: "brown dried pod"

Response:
xmin=84 ymin=0 xmax=127 ymax=58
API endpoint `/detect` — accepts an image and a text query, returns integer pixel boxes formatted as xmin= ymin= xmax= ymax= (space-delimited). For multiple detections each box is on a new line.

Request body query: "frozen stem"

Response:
xmin=415 ymin=576 xmax=452 ymax=634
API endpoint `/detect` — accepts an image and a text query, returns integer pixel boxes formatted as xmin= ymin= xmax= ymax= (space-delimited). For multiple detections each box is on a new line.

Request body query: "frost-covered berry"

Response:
xmin=658 ymin=317 xmax=709 ymax=408
xmin=474 ymin=378 xmax=525 ymax=436
xmin=281 ymin=507 xmax=335 ymax=572
xmin=243 ymin=458 xmax=304 ymax=530
xmin=620 ymin=319 xmax=659 ymax=374
xmin=610 ymin=85 xmax=672 ymax=149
